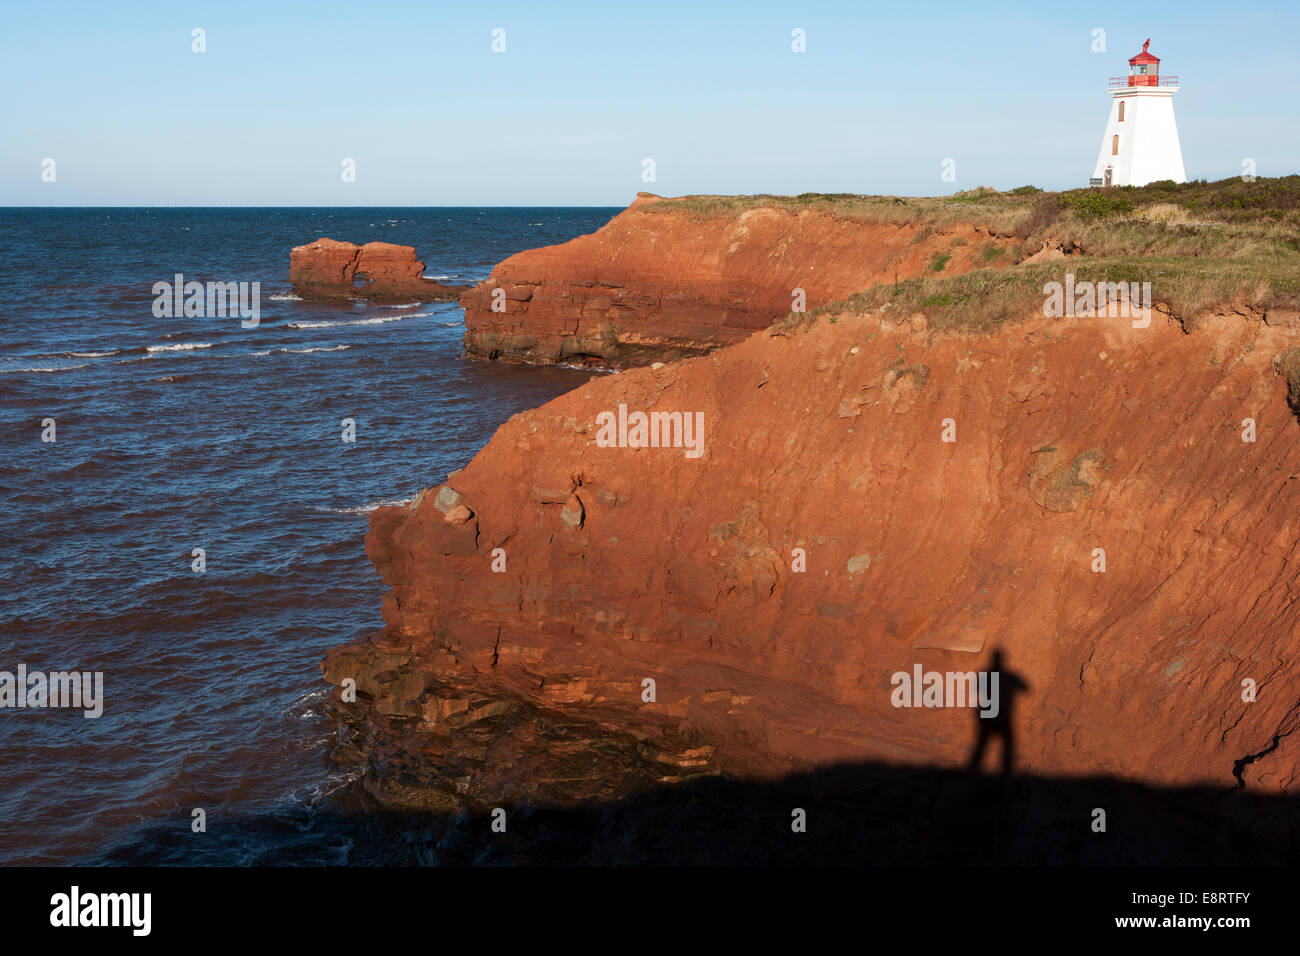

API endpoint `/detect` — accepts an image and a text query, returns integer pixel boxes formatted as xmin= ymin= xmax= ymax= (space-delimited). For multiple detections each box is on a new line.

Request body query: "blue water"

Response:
xmin=0 ymin=208 xmax=618 ymax=864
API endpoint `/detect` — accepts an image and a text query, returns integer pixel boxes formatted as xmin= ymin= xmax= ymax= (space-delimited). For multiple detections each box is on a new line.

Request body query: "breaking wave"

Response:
xmin=251 ymin=345 xmax=352 ymax=356
xmin=311 ymin=495 xmax=415 ymax=515
xmin=145 ymin=342 xmax=214 ymax=353
xmin=286 ymin=317 xmax=405 ymax=330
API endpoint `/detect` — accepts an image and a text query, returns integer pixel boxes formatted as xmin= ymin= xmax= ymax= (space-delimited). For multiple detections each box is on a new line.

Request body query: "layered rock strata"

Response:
xmin=325 ymin=300 xmax=1300 ymax=817
xmin=459 ymin=194 xmax=1016 ymax=366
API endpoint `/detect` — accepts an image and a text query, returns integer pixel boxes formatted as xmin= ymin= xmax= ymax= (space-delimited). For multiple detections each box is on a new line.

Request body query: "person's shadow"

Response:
xmin=968 ymin=648 xmax=1029 ymax=776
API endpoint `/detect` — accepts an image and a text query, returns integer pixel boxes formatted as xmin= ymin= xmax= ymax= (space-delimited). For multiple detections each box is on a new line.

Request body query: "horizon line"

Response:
xmin=0 ymin=203 xmax=634 ymax=210
xmin=2 ymin=173 xmax=1297 ymax=210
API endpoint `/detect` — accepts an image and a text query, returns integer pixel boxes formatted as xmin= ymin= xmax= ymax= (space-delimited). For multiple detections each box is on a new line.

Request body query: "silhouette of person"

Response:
xmin=968 ymin=648 xmax=1029 ymax=775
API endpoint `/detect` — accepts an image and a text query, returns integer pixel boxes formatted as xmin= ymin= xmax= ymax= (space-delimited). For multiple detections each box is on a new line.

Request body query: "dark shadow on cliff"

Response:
xmin=97 ymin=758 xmax=1299 ymax=866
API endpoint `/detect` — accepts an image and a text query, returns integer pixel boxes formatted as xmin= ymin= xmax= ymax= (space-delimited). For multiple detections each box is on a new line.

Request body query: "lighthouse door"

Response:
xmin=1104 ymin=165 xmax=1113 ymax=187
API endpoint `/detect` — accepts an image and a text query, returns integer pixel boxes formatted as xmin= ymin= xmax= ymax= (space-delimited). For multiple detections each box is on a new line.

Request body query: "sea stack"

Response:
xmin=289 ymin=238 xmax=470 ymax=301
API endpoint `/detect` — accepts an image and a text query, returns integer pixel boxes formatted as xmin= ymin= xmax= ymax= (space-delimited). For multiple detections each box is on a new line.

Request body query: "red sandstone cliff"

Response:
xmin=459 ymin=194 xmax=1017 ymax=366
xmin=325 ymin=298 xmax=1300 ymax=812
xmin=290 ymin=238 xmax=469 ymax=300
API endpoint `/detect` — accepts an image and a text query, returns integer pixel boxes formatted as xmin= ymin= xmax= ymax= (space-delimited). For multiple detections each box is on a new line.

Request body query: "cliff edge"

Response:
xmin=323 ymin=178 xmax=1300 ymax=847
xmin=459 ymin=192 xmax=1017 ymax=366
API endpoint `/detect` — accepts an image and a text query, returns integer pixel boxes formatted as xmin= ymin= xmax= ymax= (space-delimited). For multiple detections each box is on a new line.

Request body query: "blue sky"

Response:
xmin=3 ymin=0 xmax=1296 ymax=205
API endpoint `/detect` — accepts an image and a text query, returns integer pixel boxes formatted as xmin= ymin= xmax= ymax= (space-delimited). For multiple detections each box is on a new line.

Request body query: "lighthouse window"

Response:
xmin=1112 ymin=135 xmax=1119 ymax=155
xmin=1118 ymin=101 xmax=1125 ymax=121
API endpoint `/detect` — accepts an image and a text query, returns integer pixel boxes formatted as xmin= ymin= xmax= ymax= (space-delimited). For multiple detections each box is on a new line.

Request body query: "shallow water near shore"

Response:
xmin=0 ymin=207 xmax=617 ymax=864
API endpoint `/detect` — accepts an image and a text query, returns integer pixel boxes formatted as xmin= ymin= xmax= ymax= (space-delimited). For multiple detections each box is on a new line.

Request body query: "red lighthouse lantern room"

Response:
xmin=1107 ymin=38 xmax=1179 ymax=91
xmin=1127 ymin=38 xmax=1161 ymax=86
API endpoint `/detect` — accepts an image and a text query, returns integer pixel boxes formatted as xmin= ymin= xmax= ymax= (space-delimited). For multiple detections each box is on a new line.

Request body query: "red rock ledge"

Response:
xmin=290 ymin=238 xmax=469 ymax=301
xmin=459 ymin=193 xmax=1016 ymax=367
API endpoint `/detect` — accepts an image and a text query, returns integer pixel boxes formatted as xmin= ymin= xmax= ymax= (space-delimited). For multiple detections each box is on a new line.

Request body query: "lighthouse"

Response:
xmin=1090 ymin=39 xmax=1186 ymax=187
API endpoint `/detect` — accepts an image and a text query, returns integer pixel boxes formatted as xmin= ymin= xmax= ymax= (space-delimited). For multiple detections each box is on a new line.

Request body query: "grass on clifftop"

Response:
xmin=644 ymin=188 xmax=1045 ymax=235
xmin=778 ymin=256 xmax=1299 ymax=335
xmin=650 ymin=176 xmax=1300 ymax=331
xmin=645 ymin=176 xmax=1300 ymax=234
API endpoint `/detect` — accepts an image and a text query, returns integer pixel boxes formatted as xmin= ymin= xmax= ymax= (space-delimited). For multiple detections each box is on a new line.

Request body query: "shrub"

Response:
xmin=1063 ymin=191 xmax=1134 ymax=220
xmin=1015 ymin=194 xmax=1065 ymax=239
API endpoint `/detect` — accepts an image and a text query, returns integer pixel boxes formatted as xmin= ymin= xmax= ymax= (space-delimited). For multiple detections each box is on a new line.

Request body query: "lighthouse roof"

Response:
xmin=1129 ymin=38 xmax=1160 ymax=64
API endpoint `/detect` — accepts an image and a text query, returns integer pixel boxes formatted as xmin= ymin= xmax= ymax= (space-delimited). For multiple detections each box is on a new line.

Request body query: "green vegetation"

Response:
xmin=1050 ymin=450 xmax=1106 ymax=499
xmin=1061 ymin=191 xmax=1134 ymax=220
xmin=779 ymin=255 xmax=1293 ymax=336
xmin=645 ymin=175 xmax=1300 ymax=234
xmin=740 ymin=175 xmax=1300 ymax=334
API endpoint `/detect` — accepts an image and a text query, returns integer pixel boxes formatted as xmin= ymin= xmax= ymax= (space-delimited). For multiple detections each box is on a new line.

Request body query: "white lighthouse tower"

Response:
xmin=1090 ymin=39 xmax=1186 ymax=187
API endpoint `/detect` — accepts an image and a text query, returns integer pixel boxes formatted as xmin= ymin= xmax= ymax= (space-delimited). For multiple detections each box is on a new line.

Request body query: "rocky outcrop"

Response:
xmin=290 ymin=238 xmax=470 ymax=301
xmin=459 ymin=194 xmax=1016 ymax=366
xmin=324 ymin=299 xmax=1300 ymax=821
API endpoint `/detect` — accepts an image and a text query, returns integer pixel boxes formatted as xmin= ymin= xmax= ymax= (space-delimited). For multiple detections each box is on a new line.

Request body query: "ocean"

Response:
xmin=0 ymin=207 xmax=618 ymax=864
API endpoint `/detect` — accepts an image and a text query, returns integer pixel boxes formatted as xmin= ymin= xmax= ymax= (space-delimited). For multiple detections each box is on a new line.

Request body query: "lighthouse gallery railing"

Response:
xmin=1108 ymin=75 xmax=1179 ymax=89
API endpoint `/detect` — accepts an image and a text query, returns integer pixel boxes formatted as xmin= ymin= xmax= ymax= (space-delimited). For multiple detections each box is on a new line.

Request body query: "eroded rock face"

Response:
xmin=459 ymin=194 xmax=1016 ymax=366
xmin=289 ymin=238 xmax=470 ymax=300
xmin=325 ymin=303 xmax=1300 ymax=816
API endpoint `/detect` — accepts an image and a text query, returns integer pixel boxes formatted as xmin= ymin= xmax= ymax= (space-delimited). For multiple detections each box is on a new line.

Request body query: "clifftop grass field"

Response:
xmin=646 ymin=176 xmax=1300 ymax=331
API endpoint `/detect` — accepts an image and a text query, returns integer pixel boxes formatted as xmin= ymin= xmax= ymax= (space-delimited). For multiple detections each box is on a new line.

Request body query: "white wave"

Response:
xmin=312 ymin=495 xmax=414 ymax=515
xmin=251 ymin=345 xmax=352 ymax=356
xmin=287 ymin=317 xmax=405 ymax=329
xmin=438 ymin=321 xmax=461 ymax=327
xmin=283 ymin=686 xmax=329 ymax=719
xmin=267 ymin=292 xmax=303 ymax=301
xmin=2 ymin=363 xmax=89 ymax=374
xmin=145 ymin=342 xmax=213 ymax=353
xmin=66 ymin=350 xmax=122 ymax=358
xmin=423 ymin=274 xmax=461 ymax=281
xmin=378 ymin=302 xmax=420 ymax=309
